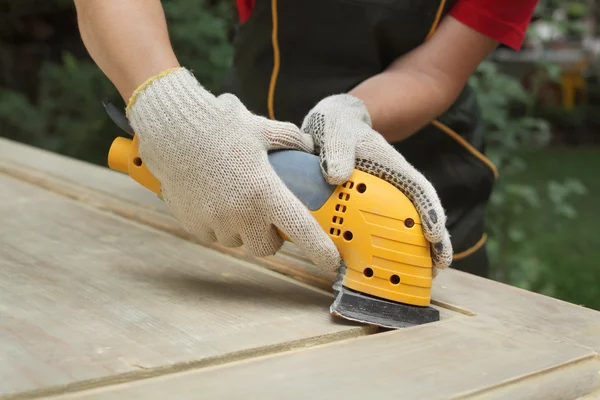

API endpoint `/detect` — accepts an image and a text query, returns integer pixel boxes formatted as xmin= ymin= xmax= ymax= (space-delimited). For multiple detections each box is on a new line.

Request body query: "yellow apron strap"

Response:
xmin=426 ymin=0 xmax=446 ymax=40
xmin=267 ymin=0 xmax=280 ymax=120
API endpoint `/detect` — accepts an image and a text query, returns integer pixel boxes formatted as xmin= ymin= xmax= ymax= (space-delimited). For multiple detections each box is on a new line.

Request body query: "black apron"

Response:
xmin=222 ymin=0 xmax=496 ymax=277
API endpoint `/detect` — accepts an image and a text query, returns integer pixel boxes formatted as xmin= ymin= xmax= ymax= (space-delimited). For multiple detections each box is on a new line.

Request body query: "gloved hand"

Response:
xmin=300 ymin=94 xmax=452 ymax=275
xmin=126 ymin=67 xmax=340 ymax=271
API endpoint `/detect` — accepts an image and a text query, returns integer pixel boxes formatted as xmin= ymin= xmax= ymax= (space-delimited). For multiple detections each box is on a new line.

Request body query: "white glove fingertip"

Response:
xmin=269 ymin=188 xmax=341 ymax=272
xmin=264 ymin=120 xmax=316 ymax=154
xmin=321 ymin=155 xmax=355 ymax=186
xmin=432 ymin=231 xmax=453 ymax=271
xmin=285 ymin=219 xmax=341 ymax=272
xmin=241 ymin=226 xmax=285 ymax=258
xmin=214 ymin=230 xmax=244 ymax=248
xmin=421 ymin=207 xmax=448 ymax=244
xmin=190 ymin=227 xmax=217 ymax=245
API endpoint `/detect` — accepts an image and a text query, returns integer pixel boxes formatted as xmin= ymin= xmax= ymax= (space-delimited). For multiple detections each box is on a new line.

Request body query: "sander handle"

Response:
xmin=107 ymin=136 xmax=336 ymax=212
xmin=104 ymin=100 xmax=335 ymax=212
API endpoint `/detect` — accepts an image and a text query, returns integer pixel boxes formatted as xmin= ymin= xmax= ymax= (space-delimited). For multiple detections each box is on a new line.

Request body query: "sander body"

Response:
xmin=105 ymin=103 xmax=440 ymax=329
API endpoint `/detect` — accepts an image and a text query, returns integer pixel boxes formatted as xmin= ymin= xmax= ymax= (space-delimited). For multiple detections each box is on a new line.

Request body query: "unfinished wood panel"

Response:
xmin=0 ymin=138 xmax=328 ymax=273
xmin=464 ymin=356 xmax=600 ymax=400
xmin=50 ymin=316 xmax=599 ymax=400
xmin=432 ymin=269 xmax=600 ymax=351
xmin=0 ymin=174 xmax=375 ymax=398
xmin=0 ymin=137 xmax=166 ymax=212
xmin=3 ymin=138 xmax=600 ymax=347
xmin=0 ymin=138 xmax=334 ymax=291
xmin=579 ymin=388 xmax=600 ymax=399
xmin=3 ymin=139 xmax=600 ymax=339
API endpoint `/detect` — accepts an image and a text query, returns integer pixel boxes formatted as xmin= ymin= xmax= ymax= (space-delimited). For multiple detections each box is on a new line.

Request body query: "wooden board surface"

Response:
xmin=3 ymin=137 xmax=599 ymax=345
xmin=432 ymin=269 xmax=600 ymax=351
xmin=581 ymin=389 xmax=600 ymax=399
xmin=0 ymin=138 xmax=336 ymax=292
xmin=2 ymin=138 xmax=600 ymax=399
xmin=0 ymin=173 xmax=378 ymax=398
xmin=49 ymin=315 xmax=600 ymax=400
xmin=0 ymin=137 xmax=166 ymax=212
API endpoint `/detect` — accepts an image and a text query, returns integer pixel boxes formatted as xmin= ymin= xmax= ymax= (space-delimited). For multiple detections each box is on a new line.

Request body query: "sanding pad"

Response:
xmin=330 ymin=266 xmax=440 ymax=329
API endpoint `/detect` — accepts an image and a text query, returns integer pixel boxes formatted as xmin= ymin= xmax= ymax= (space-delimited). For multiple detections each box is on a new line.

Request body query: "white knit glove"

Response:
xmin=126 ymin=67 xmax=340 ymax=271
xmin=301 ymin=94 xmax=452 ymax=274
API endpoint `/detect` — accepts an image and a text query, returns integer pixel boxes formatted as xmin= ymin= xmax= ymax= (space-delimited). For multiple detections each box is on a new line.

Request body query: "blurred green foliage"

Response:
xmin=0 ymin=0 xmax=597 ymax=309
xmin=469 ymin=61 xmax=589 ymax=300
xmin=0 ymin=0 xmax=235 ymax=164
xmin=533 ymin=0 xmax=590 ymax=39
xmin=511 ymin=147 xmax=600 ymax=309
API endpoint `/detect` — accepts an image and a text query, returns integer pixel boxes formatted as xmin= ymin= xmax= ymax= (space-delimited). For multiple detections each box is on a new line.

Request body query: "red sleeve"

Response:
xmin=236 ymin=0 xmax=255 ymax=24
xmin=448 ymin=0 xmax=538 ymax=50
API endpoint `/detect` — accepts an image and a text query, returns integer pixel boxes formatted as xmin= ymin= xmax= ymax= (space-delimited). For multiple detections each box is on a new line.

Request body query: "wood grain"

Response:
xmin=432 ymin=269 xmax=600 ymax=351
xmin=3 ymin=137 xmax=599 ymax=340
xmin=0 ymin=138 xmax=335 ymax=292
xmin=48 ymin=315 xmax=600 ymax=400
xmin=0 ymin=139 xmax=474 ymax=320
xmin=463 ymin=356 xmax=600 ymax=400
xmin=579 ymin=388 xmax=600 ymax=399
xmin=0 ymin=138 xmax=166 ymax=212
xmin=0 ymin=174 xmax=376 ymax=398
xmin=3 ymin=136 xmax=600 ymax=400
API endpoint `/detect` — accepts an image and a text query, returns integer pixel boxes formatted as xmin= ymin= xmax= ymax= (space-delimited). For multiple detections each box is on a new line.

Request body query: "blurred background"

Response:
xmin=1 ymin=0 xmax=598 ymax=309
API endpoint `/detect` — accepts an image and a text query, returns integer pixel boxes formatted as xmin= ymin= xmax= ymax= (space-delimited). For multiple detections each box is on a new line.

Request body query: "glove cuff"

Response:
xmin=125 ymin=67 xmax=246 ymax=138
xmin=125 ymin=67 xmax=183 ymax=117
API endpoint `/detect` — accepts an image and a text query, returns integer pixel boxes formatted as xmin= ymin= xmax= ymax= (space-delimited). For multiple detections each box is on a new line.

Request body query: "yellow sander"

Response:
xmin=103 ymin=102 xmax=439 ymax=329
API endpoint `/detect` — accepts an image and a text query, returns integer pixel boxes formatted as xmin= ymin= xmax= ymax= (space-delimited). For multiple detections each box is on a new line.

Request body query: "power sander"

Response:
xmin=103 ymin=102 xmax=440 ymax=329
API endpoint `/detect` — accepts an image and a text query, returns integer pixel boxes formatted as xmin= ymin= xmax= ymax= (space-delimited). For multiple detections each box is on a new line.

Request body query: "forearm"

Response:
xmin=349 ymin=61 xmax=454 ymax=142
xmin=350 ymin=16 xmax=498 ymax=143
xmin=73 ymin=0 xmax=180 ymax=102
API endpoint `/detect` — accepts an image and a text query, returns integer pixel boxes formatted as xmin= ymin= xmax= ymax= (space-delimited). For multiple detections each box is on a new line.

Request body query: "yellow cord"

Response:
xmin=432 ymin=120 xmax=499 ymax=179
xmin=425 ymin=0 xmax=446 ymax=40
xmin=267 ymin=0 xmax=280 ymax=120
xmin=453 ymin=234 xmax=488 ymax=261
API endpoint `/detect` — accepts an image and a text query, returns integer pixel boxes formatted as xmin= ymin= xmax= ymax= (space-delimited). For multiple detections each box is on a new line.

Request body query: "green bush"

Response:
xmin=470 ymin=60 xmax=588 ymax=299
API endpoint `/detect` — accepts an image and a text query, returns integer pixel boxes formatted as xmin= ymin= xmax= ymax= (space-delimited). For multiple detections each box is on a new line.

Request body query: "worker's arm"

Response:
xmin=349 ymin=16 xmax=497 ymax=142
xmin=73 ymin=0 xmax=180 ymax=101
xmin=348 ymin=0 xmax=540 ymax=142
xmin=72 ymin=0 xmax=342 ymax=272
